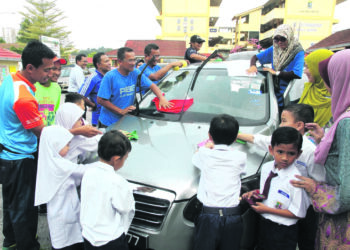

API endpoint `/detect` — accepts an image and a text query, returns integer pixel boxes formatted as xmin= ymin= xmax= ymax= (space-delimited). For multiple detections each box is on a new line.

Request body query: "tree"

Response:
xmin=17 ymin=0 xmax=73 ymax=56
xmin=0 ymin=37 xmax=6 ymax=43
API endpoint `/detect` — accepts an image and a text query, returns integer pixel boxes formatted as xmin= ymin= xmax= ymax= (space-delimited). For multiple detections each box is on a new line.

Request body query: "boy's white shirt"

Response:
xmin=80 ymin=161 xmax=135 ymax=247
xmin=192 ymin=144 xmax=247 ymax=207
xmin=253 ymin=134 xmax=326 ymax=182
xmin=260 ymin=161 xmax=310 ymax=226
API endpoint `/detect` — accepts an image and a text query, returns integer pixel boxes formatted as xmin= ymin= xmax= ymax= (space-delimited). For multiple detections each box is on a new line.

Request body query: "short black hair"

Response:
xmin=117 ymin=47 xmax=133 ymax=61
xmin=75 ymin=54 xmax=87 ymax=64
xmin=21 ymin=40 xmax=56 ymax=69
xmin=209 ymin=114 xmax=239 ymax=145
xmin=283 ymin=104 xmax=314 ymax=131
xmin=65 ymin=92 xmax=84 ymax=104
xmin=98 ymin=130 xmax=132 ymax=161
xmin=144 ymin=43 xmax=159 ymax=56
xmin=271 ymin=127 xmax=303 ymax=152
xmin=93 ymin=52 xmax=105 ymax=69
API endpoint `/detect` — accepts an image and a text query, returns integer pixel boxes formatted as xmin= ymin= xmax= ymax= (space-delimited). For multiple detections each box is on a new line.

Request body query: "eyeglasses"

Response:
xmin=274 ymin=36 xmax=287 ymax=42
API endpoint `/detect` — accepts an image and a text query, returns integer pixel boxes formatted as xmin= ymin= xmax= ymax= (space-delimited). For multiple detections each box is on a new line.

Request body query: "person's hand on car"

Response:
xmin=246 ymin=65 xmax=258 ymax=75
xmin=158 ymin=97 xmax=174 ymax=109
xmin=121 ymin=105 xmax=136 ymax=115
xmin=71 ymin=125 xmax=102 ymax=137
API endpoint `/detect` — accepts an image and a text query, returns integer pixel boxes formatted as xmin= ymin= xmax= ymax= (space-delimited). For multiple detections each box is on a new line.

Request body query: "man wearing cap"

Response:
xmin=185 ymin=35 xmax=208 ymax=64
xmin=35 ymin=56 xmax=67 ymax=126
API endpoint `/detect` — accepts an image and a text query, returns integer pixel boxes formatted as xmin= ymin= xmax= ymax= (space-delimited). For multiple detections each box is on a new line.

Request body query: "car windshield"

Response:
xmin=137 ymin=64 xmax=269 ymax=126
xmin=60 ymin=67 xmax=72 ymax=77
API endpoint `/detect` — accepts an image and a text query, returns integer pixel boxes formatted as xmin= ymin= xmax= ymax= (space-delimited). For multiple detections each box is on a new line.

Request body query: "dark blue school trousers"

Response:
xmin=193 ymin=206 xmax=243 ymax=250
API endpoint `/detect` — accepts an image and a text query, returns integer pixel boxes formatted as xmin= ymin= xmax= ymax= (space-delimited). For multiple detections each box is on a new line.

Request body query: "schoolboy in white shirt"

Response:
xmin=192 ymin=114 xmax=247 ymax=250
xmin=80 ymin=130 xmax=135 ymax=249
xmin=243 ymin=127 xmax=309 ymax=250
xmin=238 ymin=103 xmax=324 ymax=250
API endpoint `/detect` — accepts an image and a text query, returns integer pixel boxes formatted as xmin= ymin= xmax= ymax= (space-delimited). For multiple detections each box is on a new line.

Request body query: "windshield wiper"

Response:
xmin=134 ymin=55 xmax=156 ymax=115
xmin=190 ymin=50 xmax=218 ymax=91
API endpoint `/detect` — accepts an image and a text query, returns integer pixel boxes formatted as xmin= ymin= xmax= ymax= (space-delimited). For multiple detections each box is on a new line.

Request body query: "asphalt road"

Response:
xmin=0 ymin=94 xmax=93 ymax=249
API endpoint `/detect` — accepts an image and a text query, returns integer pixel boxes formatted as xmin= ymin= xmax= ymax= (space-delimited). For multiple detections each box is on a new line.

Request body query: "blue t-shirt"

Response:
xmin=79 ymin=70 xmax=103 ymax=125
xmin=256 ymin=46 xmax=304 ymax=77
xmin=97 ymin=68 xmax=153 ymax=126
xmin=138 ymin=63 xmax=164 ymax=94
xmin=257 ymin=46 xmax=304 ymax=106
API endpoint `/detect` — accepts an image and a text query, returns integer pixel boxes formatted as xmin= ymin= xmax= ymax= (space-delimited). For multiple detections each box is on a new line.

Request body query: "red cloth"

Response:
xmin=152 ymin=97 xmax=194 ymax=113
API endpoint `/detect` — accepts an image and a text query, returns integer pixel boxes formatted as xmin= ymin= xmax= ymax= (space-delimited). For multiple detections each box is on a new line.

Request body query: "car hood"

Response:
xmin=110 ymin=115 xmax=269 ymax=201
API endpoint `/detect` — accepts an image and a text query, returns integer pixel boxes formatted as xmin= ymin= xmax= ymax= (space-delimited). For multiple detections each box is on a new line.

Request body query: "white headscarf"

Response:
xmin=35 ymin=125 xmax=77 ymax=206
xmin=55 ymin=102 xmax=101 ymax=163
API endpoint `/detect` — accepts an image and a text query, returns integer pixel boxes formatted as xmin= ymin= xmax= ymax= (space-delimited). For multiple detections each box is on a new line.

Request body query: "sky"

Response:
xmin=0 ymin=0 xmax=349 ymax=50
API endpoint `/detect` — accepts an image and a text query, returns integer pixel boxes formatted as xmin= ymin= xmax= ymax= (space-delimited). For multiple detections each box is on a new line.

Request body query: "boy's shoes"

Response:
xmin=2 ymin=244 xmax=17 ymax=250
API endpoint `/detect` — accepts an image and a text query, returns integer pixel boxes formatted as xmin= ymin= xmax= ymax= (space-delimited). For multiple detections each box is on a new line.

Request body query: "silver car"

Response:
xmin=108 ymin=60 xmax=295 ymax=250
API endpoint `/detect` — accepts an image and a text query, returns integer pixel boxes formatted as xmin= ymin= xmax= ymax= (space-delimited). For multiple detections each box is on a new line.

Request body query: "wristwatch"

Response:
xmin=275 ymin=71 xmax=280 ymax=76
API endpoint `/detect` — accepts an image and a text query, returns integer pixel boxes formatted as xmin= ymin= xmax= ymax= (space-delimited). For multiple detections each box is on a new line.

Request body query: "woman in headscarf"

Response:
xmin=291 ymin=49 xmax=350 ymax=249
xmin=247 ymin=24 xmax=304 ymax=113
xmin=298 ymin=49 xmax=333 ymax=128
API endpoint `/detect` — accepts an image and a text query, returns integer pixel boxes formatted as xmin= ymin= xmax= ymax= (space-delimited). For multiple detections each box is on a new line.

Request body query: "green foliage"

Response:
xmin=0 ymin=37 xmax=6 ymax=43
xmin=16 ymin=0 xmax=72 ymax=55
xmin=76 ymin=47 xmax=114 ymax=56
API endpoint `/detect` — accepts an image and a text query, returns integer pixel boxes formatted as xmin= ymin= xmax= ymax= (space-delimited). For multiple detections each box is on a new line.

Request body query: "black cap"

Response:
xmin=190 ymin=35 xmax=205 ymax=43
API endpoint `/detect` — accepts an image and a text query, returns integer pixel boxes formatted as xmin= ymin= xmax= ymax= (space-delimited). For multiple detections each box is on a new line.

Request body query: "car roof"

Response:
xmin=183 ymin=60 xmax=256 ymax=77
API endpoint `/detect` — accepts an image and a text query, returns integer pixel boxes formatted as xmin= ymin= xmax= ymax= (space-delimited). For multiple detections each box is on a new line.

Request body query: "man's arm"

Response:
xmin=190 ymin=53 xmax=207 ymax=62
xmin=70 ymin=125 xmax=102 ymax=137
xmin=148 ymin=61 xmax=184 ymax=81
xmin=252 ymin=203 xmax=300 ymax=219
xmin=149 ymin=84 xmax=173 ymax=109
xmin=97 ymin=97 xmax=135 ymax=116
xmin=30 ymin=124 xmax=45 ymax=138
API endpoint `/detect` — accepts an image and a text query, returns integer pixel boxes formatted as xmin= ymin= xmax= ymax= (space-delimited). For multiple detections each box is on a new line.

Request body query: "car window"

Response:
xmin=138 ymin=68 xmax=269 ymax=126
xmin=60 ymin=67 xmax=72 ymax=77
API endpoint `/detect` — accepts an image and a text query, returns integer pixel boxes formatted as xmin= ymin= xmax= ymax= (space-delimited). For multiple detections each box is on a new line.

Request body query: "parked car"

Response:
xmin=57 ymin=65 xmax=74 ymax=93
xmin=108 ymin=59 xmax=297 ymax=250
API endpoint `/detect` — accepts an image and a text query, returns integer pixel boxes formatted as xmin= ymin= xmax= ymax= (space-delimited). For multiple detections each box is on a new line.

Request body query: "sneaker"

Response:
xmin=2 ymin=244 xmax=16 ymax=250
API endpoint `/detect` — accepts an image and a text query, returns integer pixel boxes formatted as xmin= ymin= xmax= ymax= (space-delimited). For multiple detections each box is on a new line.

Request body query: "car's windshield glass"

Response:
xmin=60 ymin=67 xmax=72 ymax=77
xmin=138 ymin=66 xmax=269 ymax=126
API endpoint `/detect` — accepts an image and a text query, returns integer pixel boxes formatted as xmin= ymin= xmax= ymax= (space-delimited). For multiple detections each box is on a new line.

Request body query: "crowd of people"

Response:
xmin=0 ymin=22 xmax=349 ymax=250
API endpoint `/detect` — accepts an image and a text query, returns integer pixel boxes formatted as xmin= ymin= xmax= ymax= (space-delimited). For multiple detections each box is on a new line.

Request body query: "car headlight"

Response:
xmin=183 ymin=195 xmax=203 ymax=222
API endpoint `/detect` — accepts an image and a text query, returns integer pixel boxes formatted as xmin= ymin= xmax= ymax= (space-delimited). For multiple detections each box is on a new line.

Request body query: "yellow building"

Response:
xmin=232 ymin=0 xmax=345 ymax=50
xmin=152 ymin=0 xmax=226 ymax=53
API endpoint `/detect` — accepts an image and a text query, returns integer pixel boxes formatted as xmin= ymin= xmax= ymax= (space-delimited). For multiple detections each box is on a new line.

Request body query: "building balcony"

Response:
xmin=156 ymin=15 xmax=162 ymax=26
xmin=209 ymin=27 xmax=234 ymax=39
xmin=210 ymin=0 xmax=222 ymax=7
xmin=260 ymin=28 xmax=276 ymax=40
xmin=261 ymin=8 xmax=284 ymax=24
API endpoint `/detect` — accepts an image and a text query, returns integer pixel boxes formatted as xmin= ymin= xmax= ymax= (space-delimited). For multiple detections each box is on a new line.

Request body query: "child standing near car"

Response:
xmin=242 ymin=127 xmax=309 ymax=250
xmin=80 ymin=130 xmax=135 ymax=250
xmin=192 ymin=114 xmax=247 ymax=250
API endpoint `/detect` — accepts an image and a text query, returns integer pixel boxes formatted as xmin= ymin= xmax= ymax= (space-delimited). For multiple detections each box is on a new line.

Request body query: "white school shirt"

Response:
xmin=260 ymin=161 xmax=309 ymax=226
xmin=68 ymin=64 xmax=85 ymax=92
xmin=80 ymin=162 xmax=135 ymax=247
xmin=254 ymin=134 xmax=326 ymax=182
xmin=192 ymin=144 xmax=247 ymax=207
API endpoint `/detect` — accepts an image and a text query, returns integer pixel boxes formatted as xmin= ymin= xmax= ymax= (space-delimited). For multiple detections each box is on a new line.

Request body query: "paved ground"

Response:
xmin=0 ymin=94 xmax=93 ymax=249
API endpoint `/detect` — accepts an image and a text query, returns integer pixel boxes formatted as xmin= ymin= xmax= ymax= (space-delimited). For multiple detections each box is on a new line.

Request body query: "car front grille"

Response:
xmin=129 ymin=182 xmax=176 ymax=231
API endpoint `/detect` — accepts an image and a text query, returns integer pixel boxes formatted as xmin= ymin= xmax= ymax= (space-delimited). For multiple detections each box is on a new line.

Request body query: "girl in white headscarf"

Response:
xmin=55 ymin=102 xmax=102 ymax=163
xmin=35 ymin=125 xmax=98 ymax=250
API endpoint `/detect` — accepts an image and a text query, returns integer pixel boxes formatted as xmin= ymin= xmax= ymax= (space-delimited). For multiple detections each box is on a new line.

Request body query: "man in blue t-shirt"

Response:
xmin=97 ymin=47 xmax=173 ymax=127
xmin=79 ymin=52 xmax=112 ymax=126
xmin=138 ymin=43 xmax=185 ymax=94
xmin=184 ymin=35 xmax=208 ymax=64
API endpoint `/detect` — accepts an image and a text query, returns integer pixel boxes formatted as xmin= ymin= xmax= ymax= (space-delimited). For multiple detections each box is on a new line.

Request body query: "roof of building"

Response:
xmin=306 ymin=29 xmax=350 ymax=52
xmin=0 ymin=47 xmax=21 ymax=61
xmin=106 ymin=40 xmax=187 ymax=58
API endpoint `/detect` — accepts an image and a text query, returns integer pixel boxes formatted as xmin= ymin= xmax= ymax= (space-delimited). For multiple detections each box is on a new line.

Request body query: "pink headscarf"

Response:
xmin=314 ymin=49 xmax=350 ymax=165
